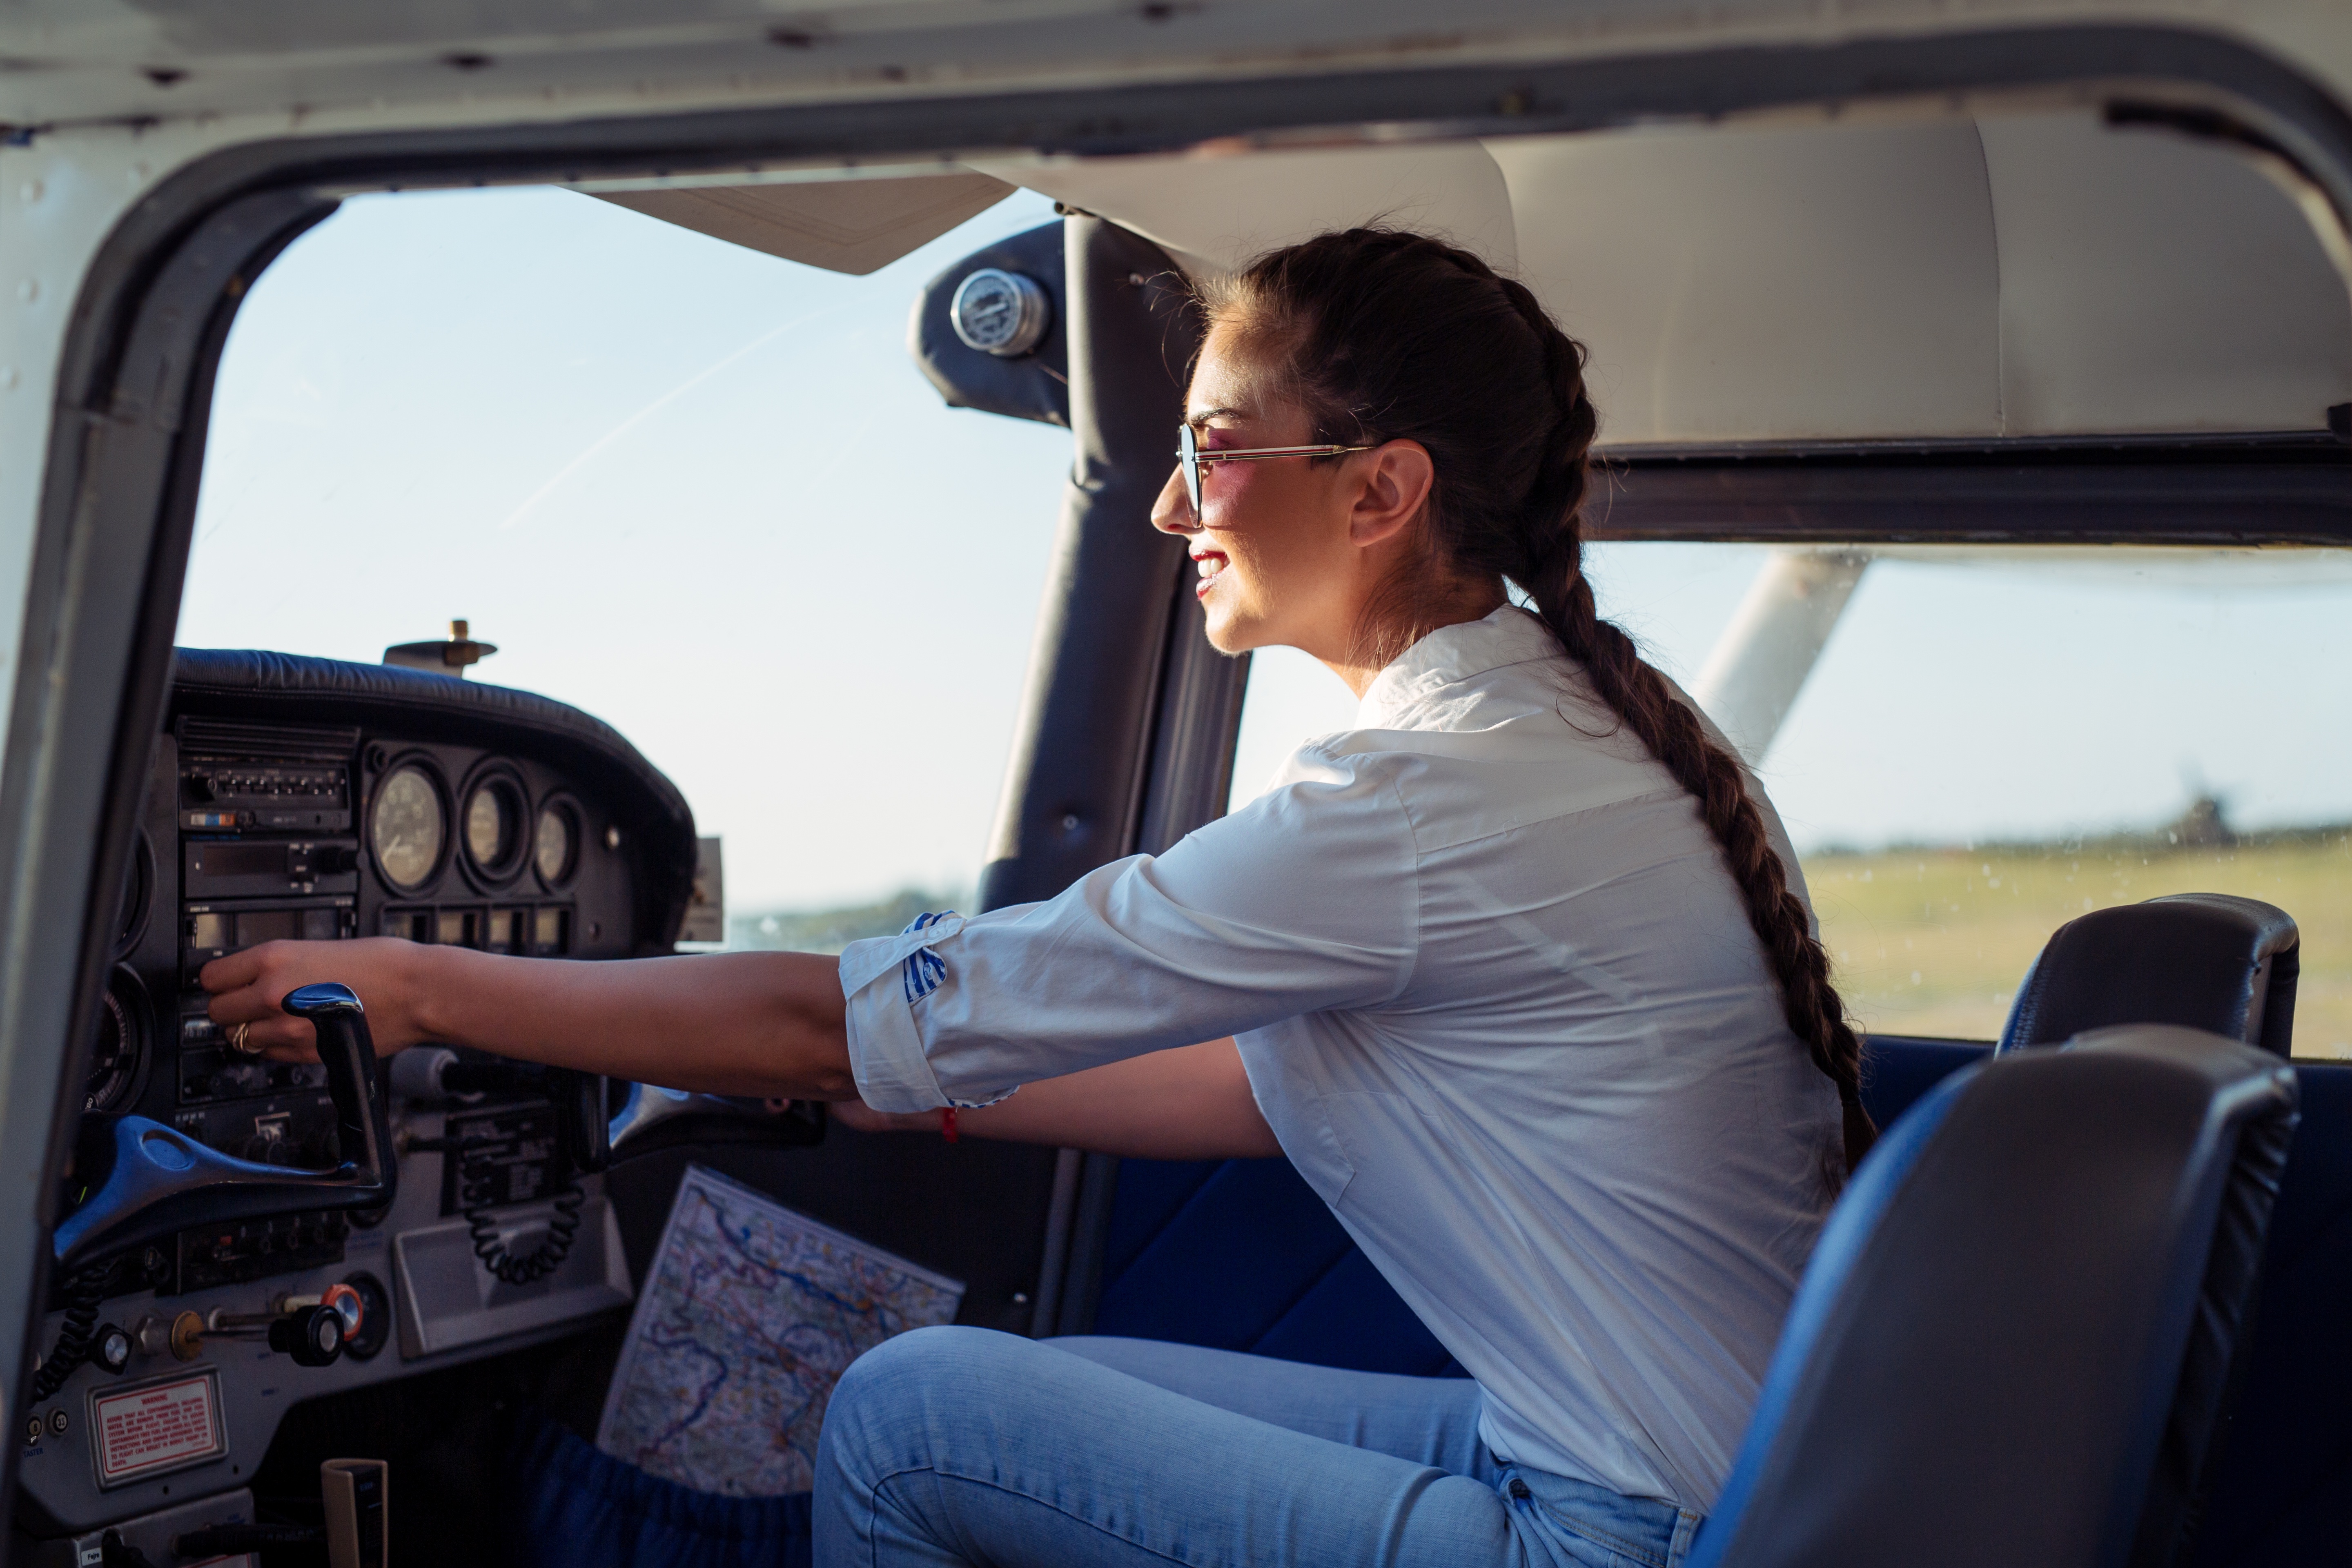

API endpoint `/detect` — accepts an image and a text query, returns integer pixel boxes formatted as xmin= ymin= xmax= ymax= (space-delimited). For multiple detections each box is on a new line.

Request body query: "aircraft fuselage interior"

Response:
xmin=4 ymin=7 xmax=2352 ymax=1568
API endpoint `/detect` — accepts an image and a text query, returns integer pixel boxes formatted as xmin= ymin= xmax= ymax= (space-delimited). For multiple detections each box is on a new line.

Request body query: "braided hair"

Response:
xmin=1207 ymin=228 xmax=1876 ymax=1183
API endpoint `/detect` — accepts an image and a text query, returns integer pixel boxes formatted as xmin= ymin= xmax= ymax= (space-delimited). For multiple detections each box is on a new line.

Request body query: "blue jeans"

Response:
xmin=815 ymin=1327 xmax=1702 ymax=1568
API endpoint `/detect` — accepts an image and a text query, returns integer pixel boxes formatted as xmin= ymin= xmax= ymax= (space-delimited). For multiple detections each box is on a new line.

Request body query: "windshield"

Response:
xmin=183 ymin=184 xmax=1071 ymax=938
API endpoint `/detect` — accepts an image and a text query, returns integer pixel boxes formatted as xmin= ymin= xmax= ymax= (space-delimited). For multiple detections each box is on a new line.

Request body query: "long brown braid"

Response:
xmin=1210 ymin=229 xmax=1876 ymax=1182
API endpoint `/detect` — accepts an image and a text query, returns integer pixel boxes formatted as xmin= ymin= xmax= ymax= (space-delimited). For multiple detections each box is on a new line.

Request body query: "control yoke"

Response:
xmin=53 ymin=983 xmax=396 ymax=1272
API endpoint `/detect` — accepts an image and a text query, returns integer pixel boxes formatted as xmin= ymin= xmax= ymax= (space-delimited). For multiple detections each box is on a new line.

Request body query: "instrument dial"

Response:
xmin=534 ymin=802 xmax=577 ymax=886
xmin=370 ymin=764 xmax=444 ymax=892
xmin=949 ymin=268 xmax=1051 ymax=357
xmin=466 ymin=781 xmax=520 ymax=872
xmin=466 ymin=786 xmax=504 ymax=867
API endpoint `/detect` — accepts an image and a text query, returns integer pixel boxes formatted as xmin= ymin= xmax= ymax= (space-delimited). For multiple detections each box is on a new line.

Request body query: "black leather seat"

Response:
xmin=1999 ymin=894 xmax=2299 ymax=1057
xmin=1687 ymin=1025 xmax=2298 ymax=1568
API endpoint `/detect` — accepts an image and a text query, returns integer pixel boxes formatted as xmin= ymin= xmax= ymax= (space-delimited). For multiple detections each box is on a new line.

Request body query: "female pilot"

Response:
xmin=206 ymin=228 xmax=1872 ymax=1568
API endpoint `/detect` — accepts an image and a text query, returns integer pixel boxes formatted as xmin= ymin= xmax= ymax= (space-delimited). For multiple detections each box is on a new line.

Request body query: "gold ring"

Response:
xmin=228 ymin=1022 xmax=258 ymax=1056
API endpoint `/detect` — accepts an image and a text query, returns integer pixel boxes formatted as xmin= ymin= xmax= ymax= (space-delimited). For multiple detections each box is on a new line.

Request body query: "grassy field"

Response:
xmin=1803 ymin=832 xmax=2352 ymax=1057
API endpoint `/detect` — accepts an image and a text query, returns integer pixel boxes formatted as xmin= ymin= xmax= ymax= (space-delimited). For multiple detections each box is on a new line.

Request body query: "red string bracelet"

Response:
xmin=941 ymin=1107 xmax=959 ymax=1144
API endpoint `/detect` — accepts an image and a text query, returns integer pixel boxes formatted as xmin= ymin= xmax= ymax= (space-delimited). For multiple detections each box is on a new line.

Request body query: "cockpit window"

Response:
xmin=1233 ymin=543 xmax=2352 ymax=1055
xmin=182 ymin=185 xmax=1072 ymax=938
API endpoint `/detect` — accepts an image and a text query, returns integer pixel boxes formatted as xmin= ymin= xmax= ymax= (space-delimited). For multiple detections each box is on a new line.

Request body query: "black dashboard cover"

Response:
xmin=168 ymin=648 xmax=699 ymax=950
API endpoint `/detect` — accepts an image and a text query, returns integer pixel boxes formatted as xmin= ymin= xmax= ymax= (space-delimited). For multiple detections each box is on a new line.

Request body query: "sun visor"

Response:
xmin=973 ymin=142 xmax=1518 ymax=280
xmin=908 ymin=220 xmax=1070 ymax=428
xmin=586 ymin=169 xmax=1013 ymax=276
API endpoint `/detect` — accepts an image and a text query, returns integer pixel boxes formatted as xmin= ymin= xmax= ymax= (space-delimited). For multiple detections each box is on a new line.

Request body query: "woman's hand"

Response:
xmin=204 ymin=942 xmax=853 ymax=1099
xmin=201 ymin=938 xmax=434 ymax=1060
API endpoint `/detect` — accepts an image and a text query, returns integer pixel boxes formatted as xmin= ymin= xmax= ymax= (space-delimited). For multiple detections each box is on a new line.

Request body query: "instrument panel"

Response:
xmin=17 ymin=652 xmax=697 ymax=1543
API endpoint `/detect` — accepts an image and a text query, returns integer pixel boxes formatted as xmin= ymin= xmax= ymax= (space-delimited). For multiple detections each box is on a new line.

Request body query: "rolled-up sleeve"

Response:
xmin=837 ymin=745 xmax=1420 ymax=1112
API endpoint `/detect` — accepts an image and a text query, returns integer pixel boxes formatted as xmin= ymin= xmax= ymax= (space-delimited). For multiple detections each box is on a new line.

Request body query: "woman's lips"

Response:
xmin=1192 ymin=550 xmax=1227 ymax=598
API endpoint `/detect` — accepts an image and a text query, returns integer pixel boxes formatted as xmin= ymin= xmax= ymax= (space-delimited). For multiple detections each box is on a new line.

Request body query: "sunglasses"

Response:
xmin=1175 ymin=424 xmax=1375 ymax=517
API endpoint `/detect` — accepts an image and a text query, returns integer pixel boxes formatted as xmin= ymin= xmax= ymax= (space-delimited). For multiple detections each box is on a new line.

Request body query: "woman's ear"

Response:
xmin=1346 ymin=440 xmax=1436 ymax=549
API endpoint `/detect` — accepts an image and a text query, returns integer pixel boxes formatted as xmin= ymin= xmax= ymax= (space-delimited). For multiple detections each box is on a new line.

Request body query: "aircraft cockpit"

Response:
xmin=2 ymin=6 xmax=2351 ymax=1567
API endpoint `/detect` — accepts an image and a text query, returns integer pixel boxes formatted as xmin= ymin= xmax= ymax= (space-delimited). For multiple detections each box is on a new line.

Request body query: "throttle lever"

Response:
xmin=53 ymin=982 xmax=396 ymax=1272
xmin=289 ymin=984 xmax=396 ymax=1197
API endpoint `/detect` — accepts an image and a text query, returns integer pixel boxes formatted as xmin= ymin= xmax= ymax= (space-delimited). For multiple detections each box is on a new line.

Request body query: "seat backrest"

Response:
xmin=1999 ymin=894 xmax=2299 ymax=1056
xmin=1688 ymin=1025 xmax=2298 ymax=1568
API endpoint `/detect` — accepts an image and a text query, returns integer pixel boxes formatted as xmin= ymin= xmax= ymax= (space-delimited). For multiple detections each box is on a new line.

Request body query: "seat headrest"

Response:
xmin=1998 ymin=893 xmax=2299 ymax=1057
xmin=1689 ymin=1025 xmax=2298 ymax=1568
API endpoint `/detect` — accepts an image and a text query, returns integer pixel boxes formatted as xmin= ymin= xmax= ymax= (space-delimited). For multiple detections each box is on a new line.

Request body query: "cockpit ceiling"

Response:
xmin=618 ymin=108 xmax=2350 ymax=446
xmin=998 ymin=111 xmax=2352 ymax=445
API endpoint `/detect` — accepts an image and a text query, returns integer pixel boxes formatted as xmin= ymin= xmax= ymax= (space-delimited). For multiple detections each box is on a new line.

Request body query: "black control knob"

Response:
xmin=91 ymin=1324 xmax=132 ymax=1376
xmin=268 ymin=1305 xmax=344 ymax=1367
xmin=311 ymin=844 xmax=360 ymax=875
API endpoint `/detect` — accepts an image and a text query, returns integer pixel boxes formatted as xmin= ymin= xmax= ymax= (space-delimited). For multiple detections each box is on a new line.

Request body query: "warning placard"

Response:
xmin=92 ymin=1371 xmax=225 ymax=1487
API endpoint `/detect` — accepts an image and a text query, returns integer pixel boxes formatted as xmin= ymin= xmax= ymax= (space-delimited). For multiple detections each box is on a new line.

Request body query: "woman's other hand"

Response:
xmin=824 ymin=1040 xmax=1281 ymax=1159
xmin=828 ymin=1099 xmax=942 ymax=1134
xmin=200 ymin=938 xmax=430 ymax=1061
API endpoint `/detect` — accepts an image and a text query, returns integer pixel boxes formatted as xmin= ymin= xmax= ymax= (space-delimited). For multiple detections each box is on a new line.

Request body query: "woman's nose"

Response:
xmin=1149 ymin=465 xmax=1200 ymax=535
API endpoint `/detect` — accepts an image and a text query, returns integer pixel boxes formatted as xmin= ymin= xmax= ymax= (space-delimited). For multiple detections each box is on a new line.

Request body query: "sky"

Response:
xmin=183 ymin=183 xmax=2352 ymax=918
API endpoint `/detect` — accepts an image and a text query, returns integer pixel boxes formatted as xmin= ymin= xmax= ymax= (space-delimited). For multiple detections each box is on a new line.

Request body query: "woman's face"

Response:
xmin=1150 ymin=321 xmax=1427 ymax=664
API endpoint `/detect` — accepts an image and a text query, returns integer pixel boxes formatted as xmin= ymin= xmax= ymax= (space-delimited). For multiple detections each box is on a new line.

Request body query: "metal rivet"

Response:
xmin=1060 ymin=814 xmax=1080 ymax=832
xmin=16 ymin=278 xmax=36 ymax=303
xmin=17 ymin=179 xmax=38 ymax=204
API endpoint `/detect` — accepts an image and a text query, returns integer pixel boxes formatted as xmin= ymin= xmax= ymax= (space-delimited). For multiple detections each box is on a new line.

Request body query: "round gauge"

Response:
xmin=534 ymin=801 xmax=578 ymax=886
xmin=456 ymin=765 xmax=530 ymax=885
xmin=466 ymin=786 xmax=506 ymax=867
xmin=82 ymin=971 xmax=143 ymax=1114
xmin=949 ymin=268 xmax=1051 ymax=357
xmin=465 ymin=780 xmax=525 ymax=874
xmin=369 ymin=764 xmax=445 ymax=892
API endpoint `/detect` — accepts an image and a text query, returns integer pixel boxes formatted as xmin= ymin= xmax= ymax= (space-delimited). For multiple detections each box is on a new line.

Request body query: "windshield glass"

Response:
xmin=182 ymin=184 xmax=1071 ymax=944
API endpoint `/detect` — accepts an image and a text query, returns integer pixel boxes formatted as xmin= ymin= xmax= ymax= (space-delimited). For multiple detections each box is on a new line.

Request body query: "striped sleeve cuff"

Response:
xmin=838 ymin=915 xmax=963 ymax=1112
xmin=838 ymin=912 xmax=1018 ymax=1114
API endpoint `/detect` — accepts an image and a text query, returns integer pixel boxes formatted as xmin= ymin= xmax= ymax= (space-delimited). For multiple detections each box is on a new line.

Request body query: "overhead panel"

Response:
xmin=1491 ymin=120 xmax=2004 ymax=446
xmin=1980 ymin=111 xmax=2352 ymax=435
xmin=586 ymin=169 xmax=1014 ymax=276
xmin=976 ymin=142 xmax=1518 ymax=279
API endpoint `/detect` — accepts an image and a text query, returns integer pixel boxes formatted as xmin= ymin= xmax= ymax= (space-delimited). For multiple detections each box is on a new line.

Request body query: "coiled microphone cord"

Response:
xmin=464 ymin=1170 xmax=586 ymax=1286
xmin=30 ymin=1267 xmax=107 ymax=1403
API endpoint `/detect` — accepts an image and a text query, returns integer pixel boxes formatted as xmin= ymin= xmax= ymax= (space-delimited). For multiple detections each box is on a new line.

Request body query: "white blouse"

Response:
xmin=839 ymin=605 xmax=1841 ymax=1509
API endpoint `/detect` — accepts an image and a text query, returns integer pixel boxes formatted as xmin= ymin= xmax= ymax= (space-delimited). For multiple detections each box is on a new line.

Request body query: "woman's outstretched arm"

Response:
xmin=832 ymin=1037 xmax=1281 ymax=1160
xmin=200 ymin=938 xmax=858 ymax=1100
